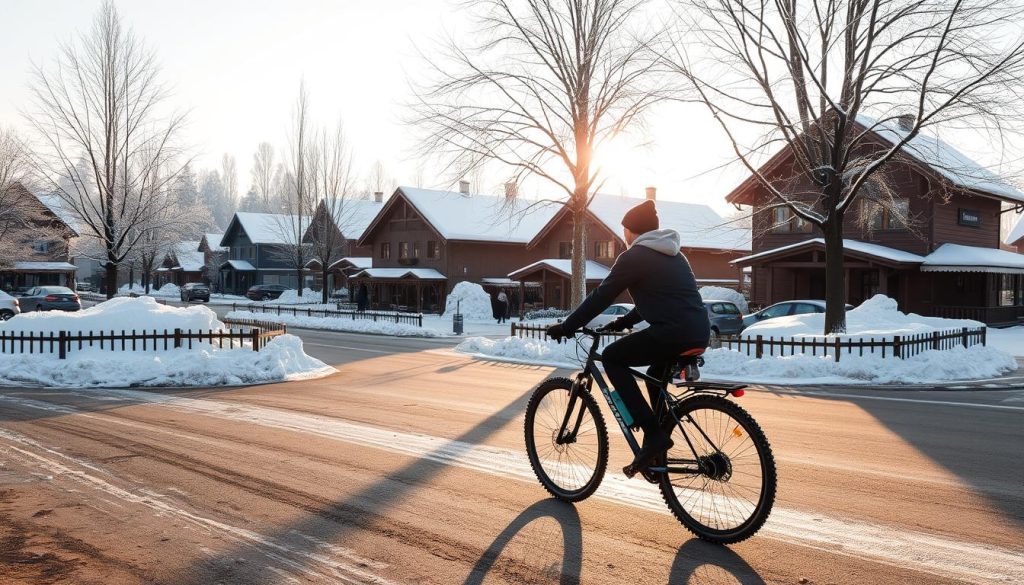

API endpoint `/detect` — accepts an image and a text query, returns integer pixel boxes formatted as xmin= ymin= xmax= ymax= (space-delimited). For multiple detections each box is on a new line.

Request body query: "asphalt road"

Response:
xmin=1 ymin=313 xmax=1023 ymax=584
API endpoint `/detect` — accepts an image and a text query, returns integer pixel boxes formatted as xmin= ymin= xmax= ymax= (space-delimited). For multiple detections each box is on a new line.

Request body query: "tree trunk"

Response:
xmin=104 ymin=261 xmax=118 ymax=300
xmin=570 ymin=203 xmax=588 ymax=308
xmin=822 ymin=218 xmax=847 ymax=334
xmin=297 ymin=266 xmax=304 ymax=297
xmin=321 ymin=267 xmax=330 ymax=304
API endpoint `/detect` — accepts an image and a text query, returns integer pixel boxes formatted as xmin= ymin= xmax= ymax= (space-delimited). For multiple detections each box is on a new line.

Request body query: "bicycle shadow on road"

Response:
xmin=668 ymin=539 xmax=766 ymax=584
xmin=462 ymin=498 xmax=582 ymax=585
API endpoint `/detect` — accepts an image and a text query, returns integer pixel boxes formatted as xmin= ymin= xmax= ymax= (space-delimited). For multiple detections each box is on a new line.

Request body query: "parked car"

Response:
xmin=741 ymin=300 xmax=854 ymax=330
xmin=703 ymin=300 xmax=744 ymax=345
xmin=180 ymin=282 xmax=211 ymax=303
xmin=246 ymin=284 xmax=291 ymax=301
xmin=76 ymin=282 xmax=94 ymax=292
xmin=0 ymin=290 xmax=20 ymax=321
xmin=586 ymin=303 xmax=650 ymax=330
xmin=18 ymin=286 xmax=81 ymax=312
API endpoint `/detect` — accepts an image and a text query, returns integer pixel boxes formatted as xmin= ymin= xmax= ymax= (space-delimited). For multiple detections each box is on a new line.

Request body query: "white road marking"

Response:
xmin=4 ymin=390 xmax=1023 ymax=584
xmin=303 ymin=342 xmax=394 ymax=354
xmin=0 ymin=426 xmax=395 ymax=585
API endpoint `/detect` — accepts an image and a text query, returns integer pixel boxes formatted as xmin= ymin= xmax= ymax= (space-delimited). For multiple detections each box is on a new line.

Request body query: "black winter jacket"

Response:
xmin=561 ymin=229 xmax=710 ymax=346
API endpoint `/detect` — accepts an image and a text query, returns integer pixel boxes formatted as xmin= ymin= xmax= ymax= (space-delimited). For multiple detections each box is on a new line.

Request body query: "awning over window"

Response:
xmin=921 ymin=243 xmax=1024 ymax=274
xmin=220 ymin=259 xmax=256 ymax=271
xmin=10 ymin=262 xmax=78 ymax=272
xmin=508 ymin=259 xmax=611 ymax=282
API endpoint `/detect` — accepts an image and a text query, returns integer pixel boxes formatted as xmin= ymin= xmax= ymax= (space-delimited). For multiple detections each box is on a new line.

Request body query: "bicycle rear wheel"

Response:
xmin=524 ymin=377 xmax=609 ymax=502
xmin=658 ymin=394 xmax=776 ymax=544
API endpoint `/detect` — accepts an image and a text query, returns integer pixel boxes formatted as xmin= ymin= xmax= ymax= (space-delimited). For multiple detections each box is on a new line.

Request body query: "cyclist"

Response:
xmin=545 ymin=199 xmax=710 ymax=477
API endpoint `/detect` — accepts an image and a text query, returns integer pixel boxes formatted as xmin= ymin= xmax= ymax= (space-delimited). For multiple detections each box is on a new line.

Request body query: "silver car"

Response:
xmin=0 ymin=290 xmax=20 ymax=321
xmin=741 ymin=300 xmax=853 ymax=330
xmin=703 ymin=300 xmax=743 ymax=345
xmin=19 ymin=286 xmax=82 ymax=312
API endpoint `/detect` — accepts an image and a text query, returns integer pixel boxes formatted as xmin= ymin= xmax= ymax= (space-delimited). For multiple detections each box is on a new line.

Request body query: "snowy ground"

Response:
xmin=454 ymin=296 xmax=1020 ymax=385
xmin=226 ymin=310 xmax=447 ymax=337
xmin=0 ymin=298 xmax=334 ymax=387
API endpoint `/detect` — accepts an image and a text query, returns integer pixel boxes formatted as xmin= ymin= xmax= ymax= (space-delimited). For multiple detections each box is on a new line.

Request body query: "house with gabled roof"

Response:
xmin=727 ymin=115 xmax=1024 ymax=324
xmin=217 ymin=212 xmax=311 ymax=294
xmin=0 ymin=183 xmax=79 ymax=292
xmin=301 ymin=194 xmax=385 ymax=294
xmin=154 ymin=241 xmax=206 ymax=288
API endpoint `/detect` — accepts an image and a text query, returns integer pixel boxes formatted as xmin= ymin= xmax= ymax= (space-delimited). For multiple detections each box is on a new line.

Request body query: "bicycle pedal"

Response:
xmin=622 ymin=464 xmax=638 ymax=478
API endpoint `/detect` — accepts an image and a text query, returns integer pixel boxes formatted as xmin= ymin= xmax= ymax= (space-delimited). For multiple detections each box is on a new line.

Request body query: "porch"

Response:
xmin=507 ymin=259 xmax=612 ymax=311
xmin=350 ymin=268 xmax=446 ymax=313
xmin=219 ymin=260 xmax=257 ymax=295
xmin=1 ymin=262 xmax=78 ymax=292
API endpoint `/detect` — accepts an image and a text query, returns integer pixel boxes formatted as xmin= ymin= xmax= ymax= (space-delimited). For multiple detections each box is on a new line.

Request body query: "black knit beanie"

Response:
xmin=621 ymin=199 xmax=659 ymax=234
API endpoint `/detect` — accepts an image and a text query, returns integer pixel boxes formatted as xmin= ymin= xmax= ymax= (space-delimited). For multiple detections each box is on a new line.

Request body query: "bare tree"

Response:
xmin=0 ymin=127 xmax=44 ymax=268
xmin=364 ymin=160 xmax=395 ymax=197
xmin=218 ymin=154 xmax=239 ymax=227
xmin=306 ymin=122 xmax=359 ymax=303
xmin=25 ymin=1 xmax=188 ymax=298
xmin=413 ymin=0 xmax=669 ymax=306
xmin=251 ymin=142 xmax=276 ymax=211
xmin=271 ymin=82 xmax=317 ymax=297
xmin=667 ymin=0 xmax=1024 ymax=333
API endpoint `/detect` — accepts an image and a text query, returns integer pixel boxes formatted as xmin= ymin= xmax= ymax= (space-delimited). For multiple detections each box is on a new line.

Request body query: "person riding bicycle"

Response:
xmin=545 ymin=199 xmax=710 ymax=476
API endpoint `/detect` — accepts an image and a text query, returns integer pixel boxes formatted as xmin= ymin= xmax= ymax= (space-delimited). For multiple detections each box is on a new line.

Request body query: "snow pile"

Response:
xmin=456 ymin=335 xmax=599 ymax=368
xmin=701 ymin=345 xmax=1016 ymax=385
xmin=0 ymin=334 xmax=335 ymax=388
xmin=116 ymin=282 xmax=181 ymax=298
xmin=155 ymin=283 xmax=181 ymax=297
xmin=226 ymin=310 xmax=444 ymax=337
xmin=987 ymin=326 xmax=1024 ymax=357
xmin=741 ymin=295 xmax=981 ymax=340
xmin=444 ymin=281 xmax=494 ymax=320
xmin=255 ymin=288 xmax=322 ymax=305
xmin=118 ymin=282 xmax=146 ymax=295
xmin=1 ymin=296 xmax=223 ymax=335
xmin=699 ymin=286 xmax=748 ymax=314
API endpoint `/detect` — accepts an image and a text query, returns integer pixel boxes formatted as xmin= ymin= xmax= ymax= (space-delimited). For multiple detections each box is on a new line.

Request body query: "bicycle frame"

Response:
xmin=555 ymin=328 xmax=746 ymax=476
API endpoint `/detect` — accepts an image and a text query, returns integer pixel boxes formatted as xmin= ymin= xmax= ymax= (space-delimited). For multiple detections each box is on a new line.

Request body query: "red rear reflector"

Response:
xmin=731 ymin=389 xmax=745 ymax=397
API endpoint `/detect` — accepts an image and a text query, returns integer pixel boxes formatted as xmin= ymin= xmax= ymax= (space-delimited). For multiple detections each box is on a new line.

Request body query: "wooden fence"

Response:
xmin=510 ymin=322 xmax=627 ymax=346
xmin=231 ymin=303 xmax=424 ymax=327
xmin=720 ymin=326 xmax=987 ymax=361
xmin=0 ymin=318 xmax=287 ymax=359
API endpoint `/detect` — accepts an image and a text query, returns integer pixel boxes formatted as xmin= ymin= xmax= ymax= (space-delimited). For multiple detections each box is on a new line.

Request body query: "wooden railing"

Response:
xmin=0 ymin=318 xmax=287 ymax=359
xmin=720 ymin=326 xmax=987 ymax=362
xmin=932 ymin=305 xmax=1024 ymax=325
xmin=230 ymin=303 xmax=424 ymax=327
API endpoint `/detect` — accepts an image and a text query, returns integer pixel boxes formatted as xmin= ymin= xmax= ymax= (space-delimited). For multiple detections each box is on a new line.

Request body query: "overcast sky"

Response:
xmin=2 ymin=0 xmax=1019 ymax=216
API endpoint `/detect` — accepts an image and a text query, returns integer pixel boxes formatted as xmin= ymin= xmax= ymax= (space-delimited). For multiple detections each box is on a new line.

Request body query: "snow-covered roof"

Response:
xmin=221 ymin=259 xmax=256 ymax=271
xmin=227 ymin=212 xmax=310 ymax=246
xmin=204 ymin=233 xmax=227 ymax=252
xmin=731 ymin=238 xmax=926 ymax=265
xmin=12 ymin=261 xmax=78 ymax=272
xmin=329 ymin=257 xmax=372 ymax=270
xmin=858 ymin=115 xmax=1024 ymax=204
xmin=1006 ymin=214 xmax=1024 ymax=246
xmin=921 ymin=243 xmax=1024 ymax=274
xmin=171 ymin=241 xmax=205 ymax=272
xmin=352 ymin=268 xmax=446 ymax=280
xmin=395 ymin=187 xmax=560 ymax=244
xmin=508 ymin=259 xmax=611 ymax=281
xmin=35 ymin=194 xmax=81 ymax=236
xmin=587 ymin=194 xmax=751 ymax=252
xmin=321 ymin=198 xmax=386 ymax=241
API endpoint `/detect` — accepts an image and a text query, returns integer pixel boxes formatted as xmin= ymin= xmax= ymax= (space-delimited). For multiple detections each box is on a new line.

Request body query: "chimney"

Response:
xmin=373 ymin=191 xmax=383 ymax=203
xmin=504 ymin=182 xmax=518 ymax=200
xmin=459 ymin=180 xmax=471 ymax=195
xmin=897 ymin=114 xmax=915 ymax=132
xmin=645 ymin=186 xmax=657 ymax=201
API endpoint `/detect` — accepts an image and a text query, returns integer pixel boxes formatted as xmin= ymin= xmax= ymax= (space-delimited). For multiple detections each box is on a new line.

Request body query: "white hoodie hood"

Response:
xmin=631 ymin=228 xmax=681 ymax=256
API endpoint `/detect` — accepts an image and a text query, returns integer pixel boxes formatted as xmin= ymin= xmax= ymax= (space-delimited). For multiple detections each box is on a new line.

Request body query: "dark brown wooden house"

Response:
xmin=0 ymin=183 xmax=79 ymax=292
xmin=728 ymin=116 xmax=1024 ymax=325
xmin=301 ymin=195 xmax=384 ymax=294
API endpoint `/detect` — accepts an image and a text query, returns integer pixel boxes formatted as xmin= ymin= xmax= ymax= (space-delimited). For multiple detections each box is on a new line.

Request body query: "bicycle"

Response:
xmin=523 ymin=327 xmax=777 ymax=544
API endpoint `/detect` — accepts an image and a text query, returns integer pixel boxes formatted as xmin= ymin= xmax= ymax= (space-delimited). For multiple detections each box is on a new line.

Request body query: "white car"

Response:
xmin=586 ymin=303 xmax=648 ymax=330
xmin=0 ymin=289 xmax=21 ymax=321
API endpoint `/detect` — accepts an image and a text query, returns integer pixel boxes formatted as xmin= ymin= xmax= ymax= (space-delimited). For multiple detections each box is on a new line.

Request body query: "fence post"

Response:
xmin=932 ymin=330 xmax=940 ymax=350
xmin=511 ymin=322 xmax=517 ymax=338
xmin=961 ymin=327 xmax=968 ymax=348
xmin=252 ymin=327 xmax=261 ymax=351
xmin=893 ymin=335 xmax=901 ymax=359
xmin=834 ymin=337 xmax=841 ymax=363
xmin=418 ymin=314 xmax=422 ymax=327
xmin=173 ymin=328 xmax=182 ymax=349
xmin=58 ymin=331 xmax=67 ymax=360
xmin=981 ymin=326 xmax=987 ymax=346
xmin=755 ymin=335 xmax=763 ymax=359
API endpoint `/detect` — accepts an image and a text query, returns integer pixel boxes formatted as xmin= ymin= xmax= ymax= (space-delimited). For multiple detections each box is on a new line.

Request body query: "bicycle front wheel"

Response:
xmin=524 ymin=377 xmax=609 ymax=502
xmin=658 ymin=394 xmax=776 ymax=544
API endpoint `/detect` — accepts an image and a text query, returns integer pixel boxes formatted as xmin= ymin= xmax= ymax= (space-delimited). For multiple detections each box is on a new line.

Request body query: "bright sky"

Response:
xmin=0 ymin=0 xmax=744 ymax=213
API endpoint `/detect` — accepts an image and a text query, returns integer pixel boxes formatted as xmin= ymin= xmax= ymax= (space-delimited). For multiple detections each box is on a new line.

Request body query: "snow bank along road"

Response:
xmin=1 ymin=331 xmax=1022 ymax=584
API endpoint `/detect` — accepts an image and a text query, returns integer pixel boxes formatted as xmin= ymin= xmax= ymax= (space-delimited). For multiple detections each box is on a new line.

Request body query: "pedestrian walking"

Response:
xmin=357 ymin=283 xmax=369 ymax=312
xmin=497 ymin=291 xmax=509 ymax=324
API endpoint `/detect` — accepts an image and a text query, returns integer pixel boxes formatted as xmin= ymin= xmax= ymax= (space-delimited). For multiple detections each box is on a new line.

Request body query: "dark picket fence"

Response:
xmin=720 ymin=326 xmax=987 ymax=362
xmin=510 ymin=322 xmax=627 ymax=346
xmin=230 ymin=303 xmax=424 ymax=327
xmin=0 ymin=318 xmax=287 ymax=359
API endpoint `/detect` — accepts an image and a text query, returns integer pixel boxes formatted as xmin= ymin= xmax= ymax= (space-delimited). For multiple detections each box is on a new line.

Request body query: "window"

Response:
xmin=712 ymin=302 xmax=740 ymax=315
xmin=380 ymin=242 xmax=391 ymax=260
xmin=427 ymin=241 xmax=440 ymax=259
xmin=861 ymin=198 xmax=909 ymax=231
xmin=399 ymin=242 xmax=409 ymax=259
xmin=31 ymin=241 xmax=51 ymax=254
xmin=558 ymin=241 xmax=572 ymax=259
xmin=413 ymin=242 xmax=420 ymax=258
xmin=594 ymin=241 xmax=614 ymax=259
xmin=861 ymin=271 xmax=880 ymax=300
xmin=999 ymin=274 xmax=1019 ymax=307
xmin=791 ymin=303 xmax=821 ymax=315
xmin=770 ymin=207 xmax=813 ymax=233
xmin=760 ymin=303 xmax=792 ymax=319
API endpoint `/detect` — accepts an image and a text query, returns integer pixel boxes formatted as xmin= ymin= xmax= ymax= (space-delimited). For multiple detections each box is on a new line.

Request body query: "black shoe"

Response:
xmin=623 ymin=432 xmax=674 ymax=478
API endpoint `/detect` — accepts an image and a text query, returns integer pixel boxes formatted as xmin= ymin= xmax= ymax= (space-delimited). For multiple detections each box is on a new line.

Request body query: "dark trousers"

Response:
xmin=601 ymin=328 xmax=693 ymax=433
